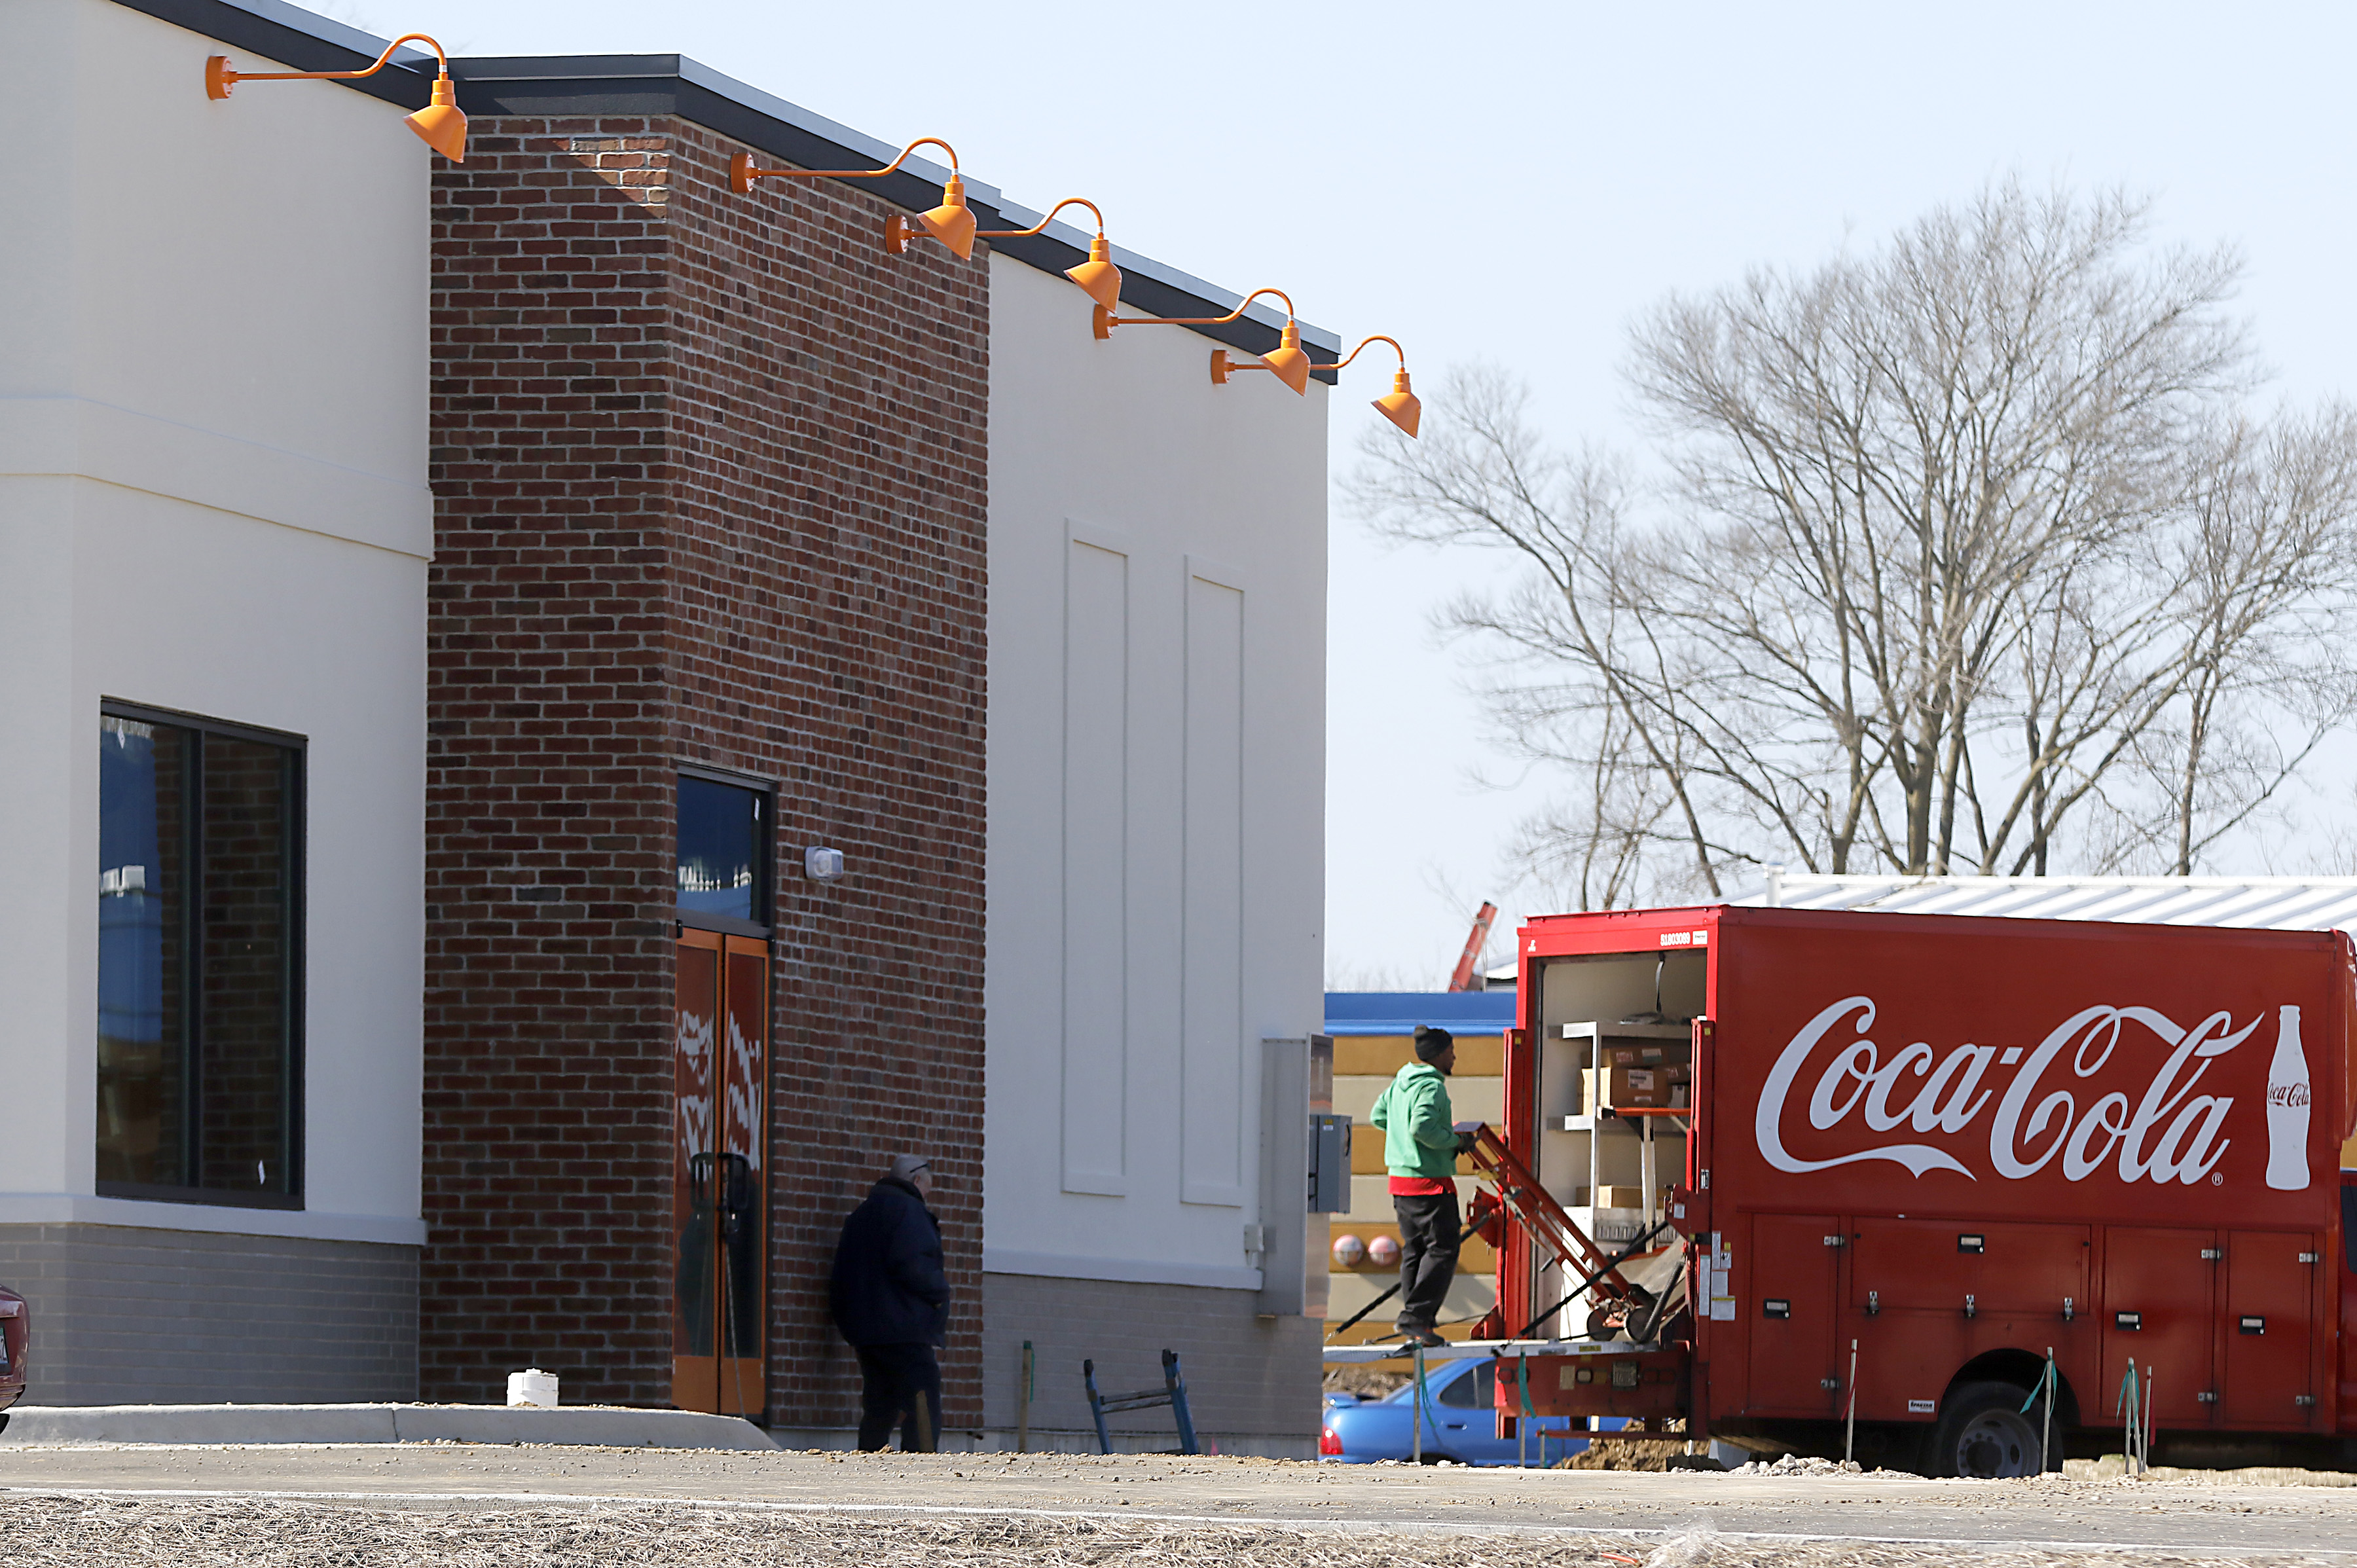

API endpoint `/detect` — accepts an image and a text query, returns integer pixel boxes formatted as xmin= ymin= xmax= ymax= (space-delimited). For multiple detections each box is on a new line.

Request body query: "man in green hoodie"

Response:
xmin=1368 ymin=1024 xmax=1474 ymax=1346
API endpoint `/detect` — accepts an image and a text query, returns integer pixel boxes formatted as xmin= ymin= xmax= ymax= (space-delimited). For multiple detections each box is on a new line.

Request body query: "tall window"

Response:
xmin=676 ymin=773 xmax=769 ymax=930
xmin=97 ymin=704 xmax=302 ymax=1205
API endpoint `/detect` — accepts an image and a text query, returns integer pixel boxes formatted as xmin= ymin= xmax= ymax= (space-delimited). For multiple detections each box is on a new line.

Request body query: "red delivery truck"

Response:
xmin=1490 ymin=905 xmax=2356 ymax=1476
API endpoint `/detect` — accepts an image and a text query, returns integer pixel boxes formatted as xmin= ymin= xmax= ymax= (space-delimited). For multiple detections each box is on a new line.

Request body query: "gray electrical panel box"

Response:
xmin=1307 ymin=1113 xmax=1351 ymax=1212
xmin=1258 ymin=1034 xmax=1339 ymax=1317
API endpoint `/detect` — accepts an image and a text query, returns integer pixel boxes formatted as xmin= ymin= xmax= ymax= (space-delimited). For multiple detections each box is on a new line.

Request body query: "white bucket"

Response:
xmin=506 ymin=1368 xmax=559 ymax=1408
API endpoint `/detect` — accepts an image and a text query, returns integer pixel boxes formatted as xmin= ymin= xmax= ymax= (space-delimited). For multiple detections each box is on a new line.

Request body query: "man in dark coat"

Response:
xmin=829 ymin=1153 xmax=950 ymax=1451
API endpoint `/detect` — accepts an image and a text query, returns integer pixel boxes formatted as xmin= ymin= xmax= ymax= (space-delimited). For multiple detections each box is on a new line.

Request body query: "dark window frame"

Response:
xmin=97 ymin=699 xmax=306 ymax=1211
xmin=674 ymin=763 xmax=775 ymax=939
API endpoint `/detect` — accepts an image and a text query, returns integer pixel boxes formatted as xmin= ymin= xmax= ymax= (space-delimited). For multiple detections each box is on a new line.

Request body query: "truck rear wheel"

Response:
xmin=1926 ymin=1381 xmax=2045 ymax=1478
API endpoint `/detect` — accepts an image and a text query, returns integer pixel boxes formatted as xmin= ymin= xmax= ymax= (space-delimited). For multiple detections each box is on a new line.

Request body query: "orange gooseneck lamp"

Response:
xmin=206 ymin=33 xmax=466 ymax=161
xmin=978 ymin=198 xmax=1124 ymax=315
xmin=1099 ymin=287 xmax=1317 ymax=395
xmin=729 ymin=137 xmax=978 ymax=261
xmin=1307 ymin=335 xmax=1422 ymax=438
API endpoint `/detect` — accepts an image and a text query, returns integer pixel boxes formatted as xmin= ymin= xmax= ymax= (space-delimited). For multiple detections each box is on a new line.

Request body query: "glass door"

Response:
xmin=673 ymin=928 xmax=769 ymax=1415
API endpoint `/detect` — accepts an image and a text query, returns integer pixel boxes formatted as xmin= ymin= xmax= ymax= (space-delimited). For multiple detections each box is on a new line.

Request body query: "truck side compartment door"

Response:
xmin=2101 ymin=1227 xmax=2217 ymax=1429
xmin=1850 ymin=1218 xmax=2091 ymax=1424
xmin=1747 ymin=1212 xmax=1840 ymax=1416
xmin=2222 ymin=1231 xmax=2320 ymax=1431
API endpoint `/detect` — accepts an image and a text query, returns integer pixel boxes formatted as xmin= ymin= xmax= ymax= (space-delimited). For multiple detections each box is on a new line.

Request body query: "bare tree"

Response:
xmin=2134 ymin=409 xmax=2357 ymax=871
xmin=1353 ymin=182 xmax=2357 ymax=896
xmin=1352 ymin=370 xmax=1745 ymax=896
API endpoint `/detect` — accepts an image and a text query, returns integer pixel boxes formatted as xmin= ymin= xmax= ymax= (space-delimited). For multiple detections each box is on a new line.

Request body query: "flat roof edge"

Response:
xmin=987 ymin=198 xmax=1342 ymax=353
xmin=111 ymin=2 xmax=1342 ymax=360
xmin=124 ymin=0 xmax=439 ymax=109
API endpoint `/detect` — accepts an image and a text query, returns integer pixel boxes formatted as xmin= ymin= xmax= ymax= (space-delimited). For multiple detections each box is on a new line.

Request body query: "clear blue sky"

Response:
xmin=327 ymin=0 xmax=2357 ymax=985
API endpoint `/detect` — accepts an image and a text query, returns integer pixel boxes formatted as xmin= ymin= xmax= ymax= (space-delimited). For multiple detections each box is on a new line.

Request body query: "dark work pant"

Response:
xmin=1393 ymin=1189 xmax=1461 ymax=1332
xmin=855 ymin=1342 xmax=942 ymax=1452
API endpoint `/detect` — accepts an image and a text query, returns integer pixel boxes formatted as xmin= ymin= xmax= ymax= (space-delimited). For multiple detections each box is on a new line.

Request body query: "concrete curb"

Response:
xmin=0 ymin=1403 xmax=780 ymax=1451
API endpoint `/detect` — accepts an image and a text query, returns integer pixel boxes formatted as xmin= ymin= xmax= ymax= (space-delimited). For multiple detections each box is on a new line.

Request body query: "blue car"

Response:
xmin=1319 ymin=1356 xmax=1590 ymax=1466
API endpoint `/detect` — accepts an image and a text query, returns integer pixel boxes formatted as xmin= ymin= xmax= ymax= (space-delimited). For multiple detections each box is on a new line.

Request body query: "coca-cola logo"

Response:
xmin=1754 ymin=998 xmax=2261 ymax=1186
xmin=2269 ymin=1082 xmax=2311 ymax=1108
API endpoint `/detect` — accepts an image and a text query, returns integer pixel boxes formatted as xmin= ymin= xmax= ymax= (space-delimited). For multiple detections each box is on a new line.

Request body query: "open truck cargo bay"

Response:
xmin=1480 ymin=904 xmax=2357 ymax=1474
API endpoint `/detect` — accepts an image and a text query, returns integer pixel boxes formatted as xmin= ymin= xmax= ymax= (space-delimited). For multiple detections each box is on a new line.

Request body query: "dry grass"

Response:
xmin=0 ymin=1494 xmax=2328 ymax=1568
xmin=1321 ymin=1365 xmax=1412 ymax=1398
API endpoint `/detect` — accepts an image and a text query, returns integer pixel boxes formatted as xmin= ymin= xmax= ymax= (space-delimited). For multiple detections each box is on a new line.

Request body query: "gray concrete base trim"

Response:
xmin=0 ymin=1222 xmax=418 ymax=1406
xmin=0 ymin=1404 xmax=777 ymax=1451
xmin=981 ymin=1271 xmax=1319 ymax=1446
xmin=761 ymin=1426 xmax=1313 ymax=1459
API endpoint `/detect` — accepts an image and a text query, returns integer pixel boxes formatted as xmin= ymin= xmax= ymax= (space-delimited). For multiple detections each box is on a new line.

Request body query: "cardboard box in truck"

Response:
xmin=1493 ymin=906 xmax=2356 ymax=1477
xmin=1607 ymin=1063 xmax=1691 ymax=1108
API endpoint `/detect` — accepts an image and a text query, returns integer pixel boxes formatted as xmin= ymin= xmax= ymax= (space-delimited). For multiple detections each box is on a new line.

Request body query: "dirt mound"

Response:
xmin=1554 ymin=1437 xmax=1702 ymax=1470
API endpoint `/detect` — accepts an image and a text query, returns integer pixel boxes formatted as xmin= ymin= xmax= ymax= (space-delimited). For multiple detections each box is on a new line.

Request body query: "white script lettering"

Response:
xmin=1755 ymin=998 xmax=2252 ymax=1186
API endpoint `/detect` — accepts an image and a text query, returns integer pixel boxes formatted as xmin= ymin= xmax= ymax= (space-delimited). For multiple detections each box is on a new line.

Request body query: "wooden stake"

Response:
xmin=1017 ymin=1340 xmax=1033 ymax=1453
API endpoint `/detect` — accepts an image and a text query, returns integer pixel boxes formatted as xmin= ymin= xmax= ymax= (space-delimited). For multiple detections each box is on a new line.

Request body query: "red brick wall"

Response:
xmin=423 ymin=118 xmax=988 ymax=1429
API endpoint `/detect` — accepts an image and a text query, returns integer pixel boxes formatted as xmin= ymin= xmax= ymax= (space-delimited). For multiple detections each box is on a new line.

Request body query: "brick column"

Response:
xmin=425 ymin=119 xmax=987 ymax=1431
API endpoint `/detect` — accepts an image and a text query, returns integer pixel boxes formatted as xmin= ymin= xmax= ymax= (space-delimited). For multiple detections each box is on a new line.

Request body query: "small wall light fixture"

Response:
xmin=1101 ymin=287 xmax=1315 ymax=394
xmin=805 ymin=846 xmax=848 ymax=883
xmin=729 ymin=137 xmax=978 ymax=261
xmin=1312 ymin=335 xmax=1421 ymax=438
xmin=976 ymin=198 xmax=1124 ymax=314
xmin=206 ymin=33 xmax=467 ymax=161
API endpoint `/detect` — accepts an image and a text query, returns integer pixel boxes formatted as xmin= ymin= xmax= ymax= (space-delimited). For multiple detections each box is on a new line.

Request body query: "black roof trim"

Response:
xmin=126 ymin=0 xmax=437 ymax=109
xmin=111 ymin=3 xmax=1339 ymax=369
xmin=450 ymin=56 xmax=966 ymax=234
xmin=446 ymin=56 xmax=1336 ymax=369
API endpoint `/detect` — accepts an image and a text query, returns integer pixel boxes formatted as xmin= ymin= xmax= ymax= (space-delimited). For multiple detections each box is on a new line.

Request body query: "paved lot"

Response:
xmin=4 ymin=1446 xmax=2357 ymax=1563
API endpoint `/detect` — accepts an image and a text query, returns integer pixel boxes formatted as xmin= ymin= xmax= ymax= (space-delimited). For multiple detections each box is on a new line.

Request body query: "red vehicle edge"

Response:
xmin=0 ymin=1285 xmax=27 ymax=1428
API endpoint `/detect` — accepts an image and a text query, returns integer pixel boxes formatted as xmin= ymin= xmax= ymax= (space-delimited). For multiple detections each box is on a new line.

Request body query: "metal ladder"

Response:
xmin=1084 ymin=1349 xmax=1198 ymax=1455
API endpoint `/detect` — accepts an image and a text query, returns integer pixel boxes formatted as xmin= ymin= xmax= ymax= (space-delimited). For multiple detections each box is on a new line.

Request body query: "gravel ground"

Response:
xmin=6 ymin=1446 xmax=2356 ymax=1565
xmin=0 ymin=1492 xmax=2345 ymax=1568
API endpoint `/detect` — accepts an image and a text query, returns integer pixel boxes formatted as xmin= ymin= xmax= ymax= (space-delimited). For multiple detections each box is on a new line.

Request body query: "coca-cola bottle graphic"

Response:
xmin=2265 ymin=1004 xmax=2312 ymax=1192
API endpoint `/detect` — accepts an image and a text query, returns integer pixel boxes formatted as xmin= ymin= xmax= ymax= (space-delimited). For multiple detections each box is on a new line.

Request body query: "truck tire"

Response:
xmin=1926 ymin=1381 xmax=2045 ymax=1478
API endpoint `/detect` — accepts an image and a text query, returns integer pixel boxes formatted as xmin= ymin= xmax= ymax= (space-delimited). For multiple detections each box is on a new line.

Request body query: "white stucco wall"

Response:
xmin=0 ymin=0 xmax=429 ymax=1245
xmin=983 ymin=253 xmax=1328 ymax=1289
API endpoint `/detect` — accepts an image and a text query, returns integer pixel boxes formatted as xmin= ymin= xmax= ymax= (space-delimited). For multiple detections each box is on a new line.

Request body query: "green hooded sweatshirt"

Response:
xmin=1368 ymin=1061 xmax=1457 ymax=1181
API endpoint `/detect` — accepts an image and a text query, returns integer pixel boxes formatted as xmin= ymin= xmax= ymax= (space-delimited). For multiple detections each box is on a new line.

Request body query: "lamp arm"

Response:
xmin=978 ymin=197 xmax=1106 ymax=240
xmin=740 ymin=136 xmax=962 ymax=185
xmin=1330 ymin=335 xmax=1408 ymax=374
xmin=1221 ymin=356 xmax=1336 ymax=376
xmin=217 ymin=31 xmax=452 ymax=84
xmin=1108 ymin=286 xmax=1295 ymax=329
